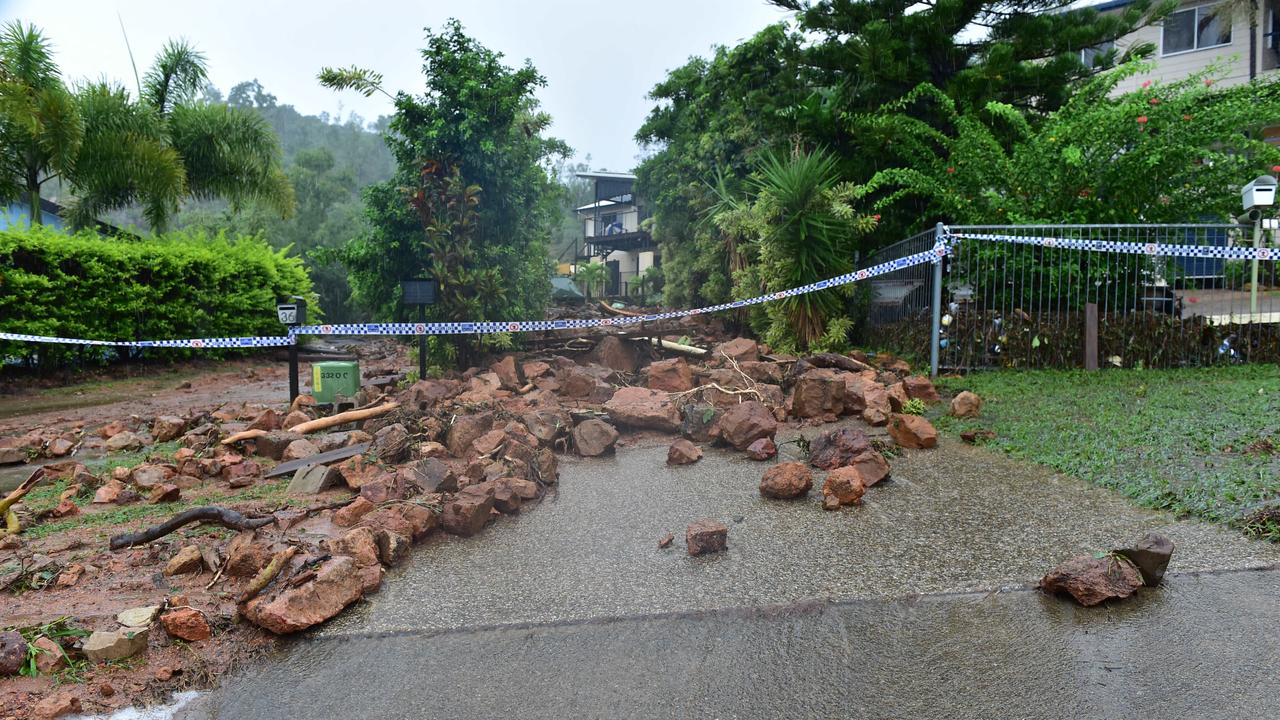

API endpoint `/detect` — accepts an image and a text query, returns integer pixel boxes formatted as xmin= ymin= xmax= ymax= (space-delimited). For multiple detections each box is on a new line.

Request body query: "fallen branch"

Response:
xmin=1 ymin=468 xmax=44 ymax=536
xmin=108 ymin=506 xmax=275 ymax=550
xmin=803 ymin=353 xmax=874 ymax=374
xmin=669 ymin=383 xmax=764 ymax=403
xmin=288 ymin=403 xmax=399 ymax=435
xmin=237 ymin=546 xmax=298 ymax=604
xmin=599 ymin=300 xmax=645 ymax=317
xmin=651 ymin=337 xmax=709 ymax=358
xmin=221 ymin=429 xmax=268 ymax=446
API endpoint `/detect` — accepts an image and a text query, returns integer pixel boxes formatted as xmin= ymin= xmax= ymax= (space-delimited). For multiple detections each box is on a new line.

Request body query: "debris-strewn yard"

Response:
xmin=938 ymin=365 xmax=1280 ymax=540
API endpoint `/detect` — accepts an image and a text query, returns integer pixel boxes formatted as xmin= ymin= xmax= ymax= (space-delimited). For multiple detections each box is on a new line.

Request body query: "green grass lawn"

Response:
xmin=936 ymin=364 xmax=1280 ymax=540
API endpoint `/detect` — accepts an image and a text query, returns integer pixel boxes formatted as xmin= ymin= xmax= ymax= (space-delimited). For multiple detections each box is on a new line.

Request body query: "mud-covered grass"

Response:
xmin=936 ymin=364 xmax=1280 ymax=540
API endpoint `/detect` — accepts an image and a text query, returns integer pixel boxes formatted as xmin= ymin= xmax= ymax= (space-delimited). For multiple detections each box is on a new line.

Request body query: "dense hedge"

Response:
xmin=0 ymin=226 xmax=314 ymax=366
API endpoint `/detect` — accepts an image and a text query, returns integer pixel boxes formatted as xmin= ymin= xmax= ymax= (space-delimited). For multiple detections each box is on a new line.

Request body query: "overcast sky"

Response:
xmin=1 ymin=0 xmax=793 ymax=171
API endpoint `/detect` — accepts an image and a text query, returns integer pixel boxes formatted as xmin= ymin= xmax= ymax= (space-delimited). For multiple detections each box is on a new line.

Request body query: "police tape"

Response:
xmin=288 ymin=244 xmax=948 ymax=337
xmin=4 ymin=228 xmax=1267 ymax=348
xmin=0 ymin=332 xmax=295 ymax=349
xmin=944 ymin=230 xmax=1276 ymax=261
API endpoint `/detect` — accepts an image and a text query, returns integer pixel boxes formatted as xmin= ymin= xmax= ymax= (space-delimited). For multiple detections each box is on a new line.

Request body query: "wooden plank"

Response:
xmin=264 ymin=442 xmax=370 ymax=479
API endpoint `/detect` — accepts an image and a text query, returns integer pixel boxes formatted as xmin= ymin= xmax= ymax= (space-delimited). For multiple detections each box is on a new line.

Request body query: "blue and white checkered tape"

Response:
xmin=944 ymin=230 xmax=1274 ymax=261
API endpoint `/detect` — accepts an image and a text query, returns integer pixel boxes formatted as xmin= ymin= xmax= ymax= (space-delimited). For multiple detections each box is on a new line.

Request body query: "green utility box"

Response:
xmin=311 ymin=361 xmax=360 ymax=403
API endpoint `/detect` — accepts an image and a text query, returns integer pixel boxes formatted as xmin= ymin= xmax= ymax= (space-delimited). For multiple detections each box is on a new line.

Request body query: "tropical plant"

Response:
xmin=0 ymin=21 xmax=82 ymax=224
xmin=320 ymin=20 xmax=566 ymax=366
xmin=634 ymin=264 xmax=663 ymax=303
xmin=574 ymin=262 xmax=607 ymax=302
xmin=70 ymin=39 xmax=294 ymax=231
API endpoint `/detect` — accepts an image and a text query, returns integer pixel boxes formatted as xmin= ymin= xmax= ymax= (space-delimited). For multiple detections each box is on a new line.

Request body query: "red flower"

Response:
xmin=1204 ymin=78 xmax=1215 ymax=86
xmin=1078 ymin=188 xmax=1091 ymax=198
xmin=1273 ymin=165 xmax=1280 ymax=173
xmin=946 ymin=166 xmax=956 ymax=174
xmin=1141 ymin=80 xmax=1152 ymax=89
xmin=873 ymin=214 xmax=882 ymax=221
xmin=1149 ymin=97 xmax=1160 ymax=105
xmin=1182 ymin=114 xmax=1193 ymax=121
xmin=1136 ymin=116 xmax=1148 ymax=124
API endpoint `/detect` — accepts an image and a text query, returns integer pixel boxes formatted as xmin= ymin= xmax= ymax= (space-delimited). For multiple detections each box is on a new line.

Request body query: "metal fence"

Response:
xmin=863 ymin=223 xmax=1280 ymax=372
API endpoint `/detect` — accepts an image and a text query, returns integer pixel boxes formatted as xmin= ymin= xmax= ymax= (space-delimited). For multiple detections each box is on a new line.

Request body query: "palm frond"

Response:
xmin=143 ymin=39 xmax=208 ymax=114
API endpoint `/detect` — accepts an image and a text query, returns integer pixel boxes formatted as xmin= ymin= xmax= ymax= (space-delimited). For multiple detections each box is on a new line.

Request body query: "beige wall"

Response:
xmin=1110 ymin=2 xmax=1257 ymax=93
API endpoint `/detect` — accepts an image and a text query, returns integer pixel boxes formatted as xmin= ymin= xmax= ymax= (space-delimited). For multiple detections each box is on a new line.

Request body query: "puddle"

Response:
xmin=73 ymin=691 xmax=202 ymax=720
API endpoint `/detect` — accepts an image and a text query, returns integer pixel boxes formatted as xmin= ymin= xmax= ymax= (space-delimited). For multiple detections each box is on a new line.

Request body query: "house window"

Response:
xmin=1081 ymin=40 xmax=1116 ymax=67
xmin=1163 ymin=5 xmax=1232 ymax=55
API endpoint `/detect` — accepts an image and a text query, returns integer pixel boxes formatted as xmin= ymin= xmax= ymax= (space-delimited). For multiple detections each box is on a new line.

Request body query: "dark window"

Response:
xmin=1164 ymin=5 xmax=1232 ymax=55
xmin=1081 ymin=40 xmax=1116 ymax=67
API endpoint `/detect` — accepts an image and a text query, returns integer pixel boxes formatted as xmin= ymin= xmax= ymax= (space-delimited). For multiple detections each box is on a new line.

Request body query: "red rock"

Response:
xmin=99 ymin=420 xmax=128 ymax=439
xmin=334 ymin=497 xmax=376 ymax=527
xmin=1040 ymin=555 xmax=1144 ymax=606
xmin=888 ymin=414 xmax=938 ymax=449
xmin=592 ymin=335 xmax=640 ymax=373
xmin=604 ymin=387 xmax=681 ymax=432
xmin=281 ymin=410 xmax=311 ymax=430
xmin=572 ymin=419 xmax=619 ymax=457
xmin=373 ymin=423 xmax=410 ymax=464
xmin=745 ymin=437 xmax=777 ymax=460
xmin=903 ymin=376 xmax=940 ymax=403
xmin=470 ymin=429 xmax=507 ymax=457
xmin=283 ymin=438 xmax=320 ymax=462
xmin=823 ymin=493 xmax=841 ymax=510
xmin=442 ymin=493 xmax=495 ymax=537
xmin=717 ymin=401 xmax=777 ymax=450
xmin=647 ymin=358 xmax=694 ymax=392
xmin=33 ymin=692 xmax=80 ymax=719
xmin=32 ymin=636 xmax=66 ymax=674
xmin=93 ymin=479 xmax=126 ymax=504
xmin=658 ymin=532 xmax=675 ymax=549
xmin=489 ymin=480 xmax=524 ymax=514
xmin=46 ymin=437 xmax=74 ymax=457
xmin=857 ymin=382 xmax=892 ymax=426
xmin=885 ymin=382 xmax=908 ymax=412
xmin=522 ymin=360 xmax=552 ymax=379
xmin=499 ymin=476 xmax=540 ymax=501
xmin=130 ymin=464 xmax=173 ymax=490
xmin=791 ymin=375 xmax=845 ymax=418
xmin=255 ymin=431 xmax=303 ymax=460
xmin=243 ymin=556 xmax=364 ymax=634
xmin=246 ymin=409 xmax=281 ymax=432
xmin=679 ymin=402 xmax=721 ymax=443
xmin=404 ymin=379 xmax=459 ymax=411
xmin=223 ymin=460 xmax=261 ymax=488
xmin=759 ymin=462 xmax=813 ymax=499
xmin=950 ymin=391 xmax=983 ymax=418
xmin=160 ymin=608 xmax=211 ymax=642
xmin=960 ymin=429 xmax=997 ymax=444
xmin=808 ymin=428 xmax=872 ymax=470
xmin=51 ymin=499 xmax=80 ymax=517
xmin=359 ymin=474 xmax=411 ymax=504
xmin=822 ymin=467 xmax=866 ymax=507
xmin=0 ymin=630 xmax=24 ymax=675
xmin=490 ymin=355 xmax=526 ymax=390
xmin=560 ymin=367 xmax=615 ymax=402
xmin=686 ymin=518 xmax=728 ymax=556
xmin=666 ymin=439 xmax=703 ymax=465
xmin=374 ymin=530 xmax=411 ymax=566
xmin=737 ymin=361 xmax=784 ymax=385
xmin=446 ymin=412 xmax=495 ymax=457
xmin=225 ymin=532 xmax=274 ymax=577
xmin=714 ymin=338 xmax=759 ymax=363
xmin=328 ymin=527 xmax=381 ymax=568
xmin=521 ymin=409 xmax=572 ymax=446
xmin=365 ymin=503 xmax=436 ymax=541
xmin=148 ymin=483 xmax=180 ymax=503
xmin=337 ymin=454 xmax=383 ymax=490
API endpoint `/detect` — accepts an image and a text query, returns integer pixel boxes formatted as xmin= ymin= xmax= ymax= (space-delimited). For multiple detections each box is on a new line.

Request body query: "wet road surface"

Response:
xmin=180 ymin=430 xmax=1280 ymax=719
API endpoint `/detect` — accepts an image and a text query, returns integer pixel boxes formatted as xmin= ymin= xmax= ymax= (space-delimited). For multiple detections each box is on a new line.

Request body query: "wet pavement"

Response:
xmin=179 ymin=429 xmax=1280 ymax=719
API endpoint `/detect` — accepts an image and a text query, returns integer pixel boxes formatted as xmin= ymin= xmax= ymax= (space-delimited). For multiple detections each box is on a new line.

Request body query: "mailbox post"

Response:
xmin=277 ymin=298 xmax=307 ymax=402
xmin=401 ymin=279 xmax=438 ymax=382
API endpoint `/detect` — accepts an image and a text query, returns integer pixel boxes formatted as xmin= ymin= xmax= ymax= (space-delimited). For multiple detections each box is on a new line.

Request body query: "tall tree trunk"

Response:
xmin=1250 ymin=12 xmax=1259 ymax=80
xmin=26 ymin=161 xmax=41 ymax=226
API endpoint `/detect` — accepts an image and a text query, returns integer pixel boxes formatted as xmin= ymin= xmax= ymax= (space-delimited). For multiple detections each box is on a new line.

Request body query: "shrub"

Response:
xmin=0 ymin=225 xmax=313 ymax=367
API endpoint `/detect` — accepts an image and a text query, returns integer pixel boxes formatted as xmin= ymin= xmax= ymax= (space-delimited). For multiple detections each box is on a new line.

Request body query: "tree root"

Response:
xmin=108 ymin=506 xmax=275 ymax=550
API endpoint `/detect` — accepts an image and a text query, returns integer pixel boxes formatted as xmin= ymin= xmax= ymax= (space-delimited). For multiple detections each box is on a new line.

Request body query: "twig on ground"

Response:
xmin=108 ymin=506 xmax=275 ymax=550
xmin=237 ymin=546 xmax=298 ymax=604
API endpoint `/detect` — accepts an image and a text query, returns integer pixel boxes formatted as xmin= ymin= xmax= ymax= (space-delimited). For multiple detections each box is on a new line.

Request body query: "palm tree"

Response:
xmin=70 ymin=40 xmax=294 ymax=231
xmin=0 ymin=21 xmax=83 ymax=224
xmin=1212 ymin=0 xmax=1262 ymax=80
xmin=575 ymin=262 xmax=607 ymax=302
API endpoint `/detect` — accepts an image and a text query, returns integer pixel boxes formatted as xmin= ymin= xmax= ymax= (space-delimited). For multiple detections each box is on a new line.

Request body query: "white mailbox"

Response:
xmin=1242 ymin=175 xmax=1277 ymax=211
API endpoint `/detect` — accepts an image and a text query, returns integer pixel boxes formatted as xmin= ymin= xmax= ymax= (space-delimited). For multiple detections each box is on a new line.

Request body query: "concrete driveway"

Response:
xmin=178 ymin=428 xmax=1280 ymax=719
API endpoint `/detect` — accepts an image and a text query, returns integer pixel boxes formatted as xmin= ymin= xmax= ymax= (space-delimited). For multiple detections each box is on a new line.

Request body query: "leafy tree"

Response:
xmin=320 ymin=20 xmax=567 ymax=364
xmin=574 ymin=261 xmax=606 ymax=301
xmin=635 ymin=24 xmax=809 ymax=308
xmin=0 ymin=21 xmax=82 ymax=224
